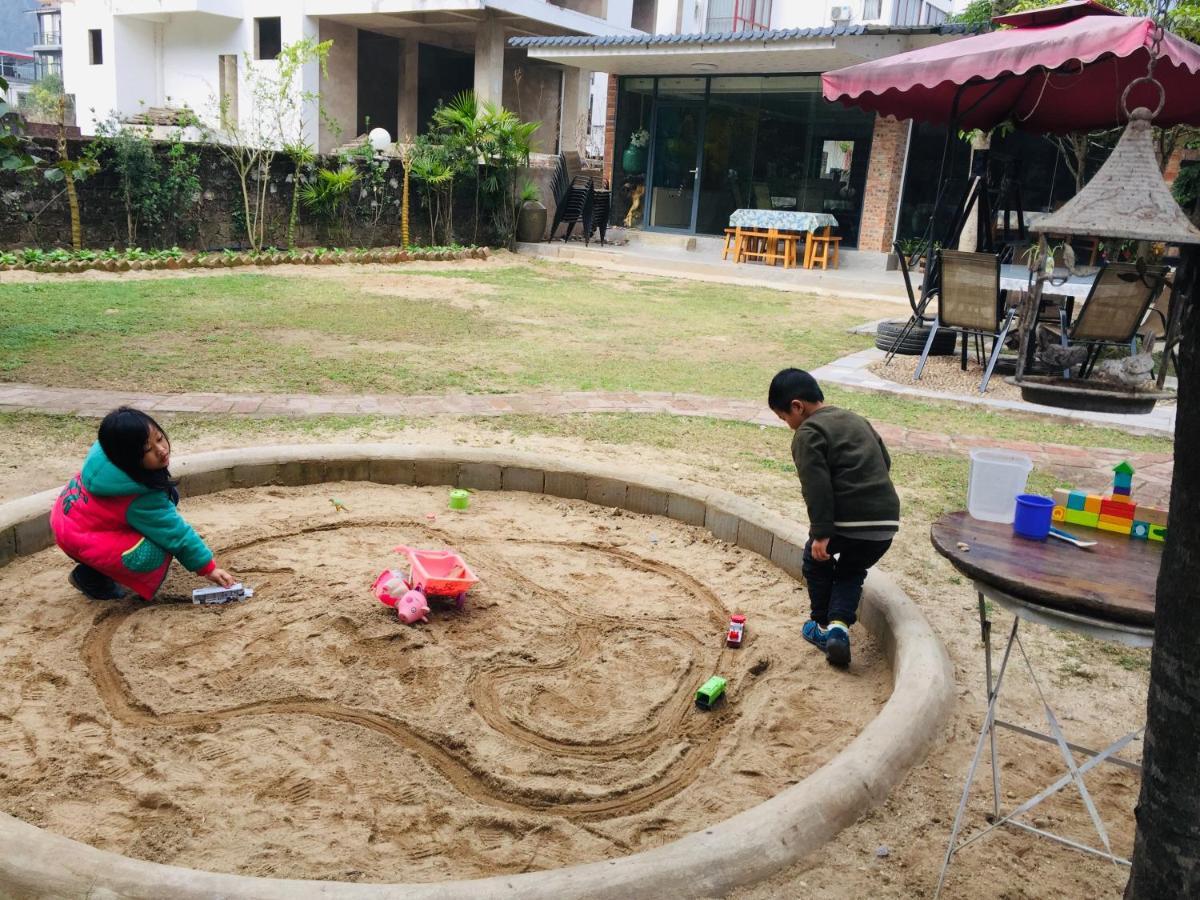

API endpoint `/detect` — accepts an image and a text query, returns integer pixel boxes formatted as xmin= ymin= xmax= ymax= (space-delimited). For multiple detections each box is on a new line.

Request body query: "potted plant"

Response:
xmin=515 ymin=181 xmax=547 ymax=243
xmin=622 ymin=129 xmax=649 ymax=174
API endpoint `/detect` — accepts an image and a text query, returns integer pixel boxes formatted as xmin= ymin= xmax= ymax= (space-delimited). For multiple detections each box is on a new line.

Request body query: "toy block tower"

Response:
xmin=1048 ymin=460 xmax=1168 ymax=542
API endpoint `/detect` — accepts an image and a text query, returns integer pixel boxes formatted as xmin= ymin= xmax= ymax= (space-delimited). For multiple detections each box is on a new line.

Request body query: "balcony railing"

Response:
xmin=705 ymin=0 xmax=773 ymax=33
xmin=35 ymin=58 xmax=62 ymax=80
xmin=34 ymin=32 xmax=62 ymax=46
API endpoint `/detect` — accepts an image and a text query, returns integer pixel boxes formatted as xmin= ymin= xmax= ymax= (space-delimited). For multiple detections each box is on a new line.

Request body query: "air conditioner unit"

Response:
xmin=830 ymin=5 xmax=853 ymax=21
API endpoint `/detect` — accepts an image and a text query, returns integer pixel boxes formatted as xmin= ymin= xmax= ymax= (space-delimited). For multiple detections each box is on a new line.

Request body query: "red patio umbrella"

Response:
xmin=821 ymin=2 xmax=1200 ymax=133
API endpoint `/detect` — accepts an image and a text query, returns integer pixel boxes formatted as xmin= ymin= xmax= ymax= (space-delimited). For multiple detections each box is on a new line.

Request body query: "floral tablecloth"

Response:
xmin=729 ymin=210 xmax=838 ymax=232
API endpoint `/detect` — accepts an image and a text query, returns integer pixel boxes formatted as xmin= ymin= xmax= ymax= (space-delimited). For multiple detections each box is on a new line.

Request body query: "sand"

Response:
xmin=0 ymin=481 xmax=889 ymax=883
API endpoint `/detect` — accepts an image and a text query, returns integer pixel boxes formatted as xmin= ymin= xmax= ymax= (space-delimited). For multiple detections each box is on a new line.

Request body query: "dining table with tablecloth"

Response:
xmin=726 ymin=210 xmax=839 ymax=269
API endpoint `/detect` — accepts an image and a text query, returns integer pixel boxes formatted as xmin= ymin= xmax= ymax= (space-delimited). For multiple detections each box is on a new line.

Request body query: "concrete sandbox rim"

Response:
xmin=0 ymin=444 xmax=955 ymax=899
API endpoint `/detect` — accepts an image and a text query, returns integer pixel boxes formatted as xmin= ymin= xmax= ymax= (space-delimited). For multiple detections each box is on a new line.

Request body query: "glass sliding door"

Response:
xmin=646 ymin=78 xmax=705 ymax=231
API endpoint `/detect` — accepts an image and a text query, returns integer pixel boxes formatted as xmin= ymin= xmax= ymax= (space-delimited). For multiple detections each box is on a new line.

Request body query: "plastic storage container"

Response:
xmin=967 ymin=449 xmax=1034 ymax=524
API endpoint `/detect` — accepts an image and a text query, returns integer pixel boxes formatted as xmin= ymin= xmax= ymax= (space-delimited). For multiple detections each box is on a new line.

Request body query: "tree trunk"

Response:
xmin=1125 ymin=246 xmax=1200 ymax=898
xmin=401 ymin=164 xmax=410 ymax=248
xmin=65 ymin=173 xmax=82 ymax=251
xmin=287 ymin=158 xmax=302 ymax=250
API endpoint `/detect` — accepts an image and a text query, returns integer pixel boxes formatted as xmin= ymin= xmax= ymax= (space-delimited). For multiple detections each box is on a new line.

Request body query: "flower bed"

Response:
xmin=0 ymin=245 xmax=488 ymax=274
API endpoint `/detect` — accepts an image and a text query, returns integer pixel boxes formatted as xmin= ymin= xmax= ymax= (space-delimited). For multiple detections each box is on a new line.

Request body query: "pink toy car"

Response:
xmin=373 ymin=546 xmax=478 ymax=624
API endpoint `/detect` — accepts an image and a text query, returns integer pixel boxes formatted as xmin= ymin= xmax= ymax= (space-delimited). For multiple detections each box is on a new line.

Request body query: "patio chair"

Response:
xmin=1066 ymin=262 xmax=1168 ymax=378
xmin=551 ymin=175 xmax=594 ymax=242
xmin=583 ymin=183 xmax=611 ymax=247
xmin=916 ymin=250 xmax=1016 ymax=393
xmin=882 ymin=240 xmax=936 ymax=364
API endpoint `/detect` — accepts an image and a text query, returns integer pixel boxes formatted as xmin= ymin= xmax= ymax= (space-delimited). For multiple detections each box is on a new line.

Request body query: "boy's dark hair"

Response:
xmin=98 ymin=406 xmax=176 ymax=492
xmin=768 ymin=368 xmax=824 ymax=411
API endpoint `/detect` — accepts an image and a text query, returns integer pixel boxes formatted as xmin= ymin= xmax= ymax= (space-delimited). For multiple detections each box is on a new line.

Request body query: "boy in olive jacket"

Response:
xmin=769 ymin=368 xmax=900 ymax=667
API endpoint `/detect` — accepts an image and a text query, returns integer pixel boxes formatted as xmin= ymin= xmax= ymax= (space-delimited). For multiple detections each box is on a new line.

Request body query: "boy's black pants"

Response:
xmin=802 ymin=535 xmax=893 ymax=627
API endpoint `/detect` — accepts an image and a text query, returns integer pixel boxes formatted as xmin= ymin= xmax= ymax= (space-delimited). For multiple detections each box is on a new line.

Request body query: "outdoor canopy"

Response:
xmin=820 ymin=3 xmax=1200 ymax=133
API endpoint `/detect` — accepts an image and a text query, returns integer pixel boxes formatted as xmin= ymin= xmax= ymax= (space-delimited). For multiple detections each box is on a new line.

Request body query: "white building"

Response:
xmin=59 ymin=1 xmax=965 ymax=157
xmin=60 ymin=0 xmax=640 ymax=154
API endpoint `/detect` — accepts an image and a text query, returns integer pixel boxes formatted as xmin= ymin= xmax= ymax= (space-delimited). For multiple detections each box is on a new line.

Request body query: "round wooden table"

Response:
xmin=931 ymin=510 xmax=1160 ymax=630
xmin=929 ymin=511 xmax=1160 ymax=896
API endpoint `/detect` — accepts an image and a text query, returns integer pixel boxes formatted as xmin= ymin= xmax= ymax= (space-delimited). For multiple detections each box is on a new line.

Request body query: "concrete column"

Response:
xmin=474 ymin=13 xmax=505 ymax=107
xmin=559 ymin=65 xmax=592 ymax=156
xmin=398 ymin=38 xmax=419 ymax=139
xmin=858 ymin=115 xmax=911 ymax=254
xmin=318 ymin=19 xmax=357 ymax=153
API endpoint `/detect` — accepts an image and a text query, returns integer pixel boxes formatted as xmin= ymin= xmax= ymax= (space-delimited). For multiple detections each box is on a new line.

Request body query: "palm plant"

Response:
xmin=408 ymin=134 xmax=458 ymax=245
xmin=299 ymin=165 xmax=358 ymax=244
xmin=432 ymin=91 xmax=486 ymax=242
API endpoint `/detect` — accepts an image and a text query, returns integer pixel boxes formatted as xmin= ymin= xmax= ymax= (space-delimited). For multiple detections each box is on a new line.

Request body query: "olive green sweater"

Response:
xmin=790 ymin=406 xmax=901 ymax=541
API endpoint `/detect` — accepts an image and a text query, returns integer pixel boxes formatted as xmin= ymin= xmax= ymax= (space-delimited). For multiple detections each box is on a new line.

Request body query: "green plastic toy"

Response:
xmin=449 ymin=489 xmax=471 ymax=511
xmin=695 ymin=676 xmax=727 ymax=710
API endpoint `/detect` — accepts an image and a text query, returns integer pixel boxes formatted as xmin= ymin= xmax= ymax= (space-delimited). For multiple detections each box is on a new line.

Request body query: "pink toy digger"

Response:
xmin=373 ymin=545 xmax=479 ymax=624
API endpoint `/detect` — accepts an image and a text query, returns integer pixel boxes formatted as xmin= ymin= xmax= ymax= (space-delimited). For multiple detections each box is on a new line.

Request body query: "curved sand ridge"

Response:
xmin=0 ymin=446 xmax=955 ymax=899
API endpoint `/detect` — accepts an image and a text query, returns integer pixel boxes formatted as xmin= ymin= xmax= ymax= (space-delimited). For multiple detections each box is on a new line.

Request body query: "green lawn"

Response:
xmin=0 ymin=260 xmax=1175 ymax=455
xmin=0 ymin=262 xmax=872 ymax=398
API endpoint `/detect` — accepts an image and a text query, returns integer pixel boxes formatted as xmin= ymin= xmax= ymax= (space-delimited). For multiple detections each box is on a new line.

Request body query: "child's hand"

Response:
xmin=206 ymin=568 xmax=237 ymax=588
xmin=810 ymin=537 xmax=831 ymax=562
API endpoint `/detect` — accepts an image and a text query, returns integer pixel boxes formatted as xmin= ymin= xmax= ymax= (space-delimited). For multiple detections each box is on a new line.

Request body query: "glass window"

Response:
xmin=864 ymin=0 xmax=883 ymax=18
xmin=89 ymin=30 xmax=103 ymax=66
xmin=255 ymin=17 xmax=282 ymax=60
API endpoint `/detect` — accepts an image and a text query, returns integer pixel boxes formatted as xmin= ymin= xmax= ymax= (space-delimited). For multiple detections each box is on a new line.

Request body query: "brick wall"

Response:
xmin=858 ymin=115 xmax=910 ymax=255
xmin=603 ymin=72 xmax=618 ymax=189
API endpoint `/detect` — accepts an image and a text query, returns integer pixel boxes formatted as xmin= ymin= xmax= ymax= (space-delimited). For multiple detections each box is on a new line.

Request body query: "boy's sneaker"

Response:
xmin=802 ymin=619 xmax=829 ymax=652
xmin=826 ymin=621 xmax=851 ymax=668
xmin=69 ymin=565 xmax=124 ymax=601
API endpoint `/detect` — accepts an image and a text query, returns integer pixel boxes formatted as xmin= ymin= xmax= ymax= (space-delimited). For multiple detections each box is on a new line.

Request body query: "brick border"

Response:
xmin=0 ymin=444 xmax=954 ymax=899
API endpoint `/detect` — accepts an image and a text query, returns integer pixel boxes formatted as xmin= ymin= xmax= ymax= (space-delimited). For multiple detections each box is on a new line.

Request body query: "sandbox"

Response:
xmin=0 ymin=446 xmax=954 ymax=899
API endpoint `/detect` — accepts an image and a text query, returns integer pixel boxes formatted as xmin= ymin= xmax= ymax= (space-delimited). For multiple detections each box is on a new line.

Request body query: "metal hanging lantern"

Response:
xmin=1031 ymin=105 xmax=1200 ymax=246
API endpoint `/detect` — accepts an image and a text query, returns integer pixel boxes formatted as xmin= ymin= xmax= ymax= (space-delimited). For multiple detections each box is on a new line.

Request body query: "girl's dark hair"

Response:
xmin=768 ymin=368 xmax=824 ymax=411
xmin=98 ymin=407 xmax=176 ymax=492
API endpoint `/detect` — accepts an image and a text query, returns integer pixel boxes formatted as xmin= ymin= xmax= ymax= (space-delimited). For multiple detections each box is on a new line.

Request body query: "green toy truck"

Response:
xmin=695 ymin=675 xmax=727 ymax=710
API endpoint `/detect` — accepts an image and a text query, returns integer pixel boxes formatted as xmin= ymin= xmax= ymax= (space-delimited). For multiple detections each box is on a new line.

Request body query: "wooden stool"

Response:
xmin=722 ymin=227 xmax=737 ymax=261
xmin=806 ymin=227 xmax=841 ymax=269
xmin=736 ymin=228 xmax=769 ymax=263
xmin=781 ymin=233 xmax=802 ymax=268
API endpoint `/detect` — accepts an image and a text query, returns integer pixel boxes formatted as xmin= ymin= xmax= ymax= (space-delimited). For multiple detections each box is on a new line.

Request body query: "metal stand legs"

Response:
xmin=934 ymin=591 xmax=1144 ymax=898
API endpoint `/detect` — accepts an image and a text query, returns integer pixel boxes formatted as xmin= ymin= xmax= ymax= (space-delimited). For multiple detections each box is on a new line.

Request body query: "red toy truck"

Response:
xmin=727 ymin=614 xmax=746 ymax=647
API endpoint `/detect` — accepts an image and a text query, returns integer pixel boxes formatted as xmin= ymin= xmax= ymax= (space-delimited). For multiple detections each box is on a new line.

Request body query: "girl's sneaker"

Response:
xmin=69 ymin=564 xmax=124 ymax=601
xmin=826 ymin=621 xmax=851 ymax=668
xmin=802 ymin=619 xmax=829 ymax=652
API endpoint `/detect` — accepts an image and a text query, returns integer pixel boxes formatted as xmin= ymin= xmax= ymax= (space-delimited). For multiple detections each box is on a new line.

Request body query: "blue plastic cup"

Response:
xmin=1013 ymin=494 xmax=1054 ymax=541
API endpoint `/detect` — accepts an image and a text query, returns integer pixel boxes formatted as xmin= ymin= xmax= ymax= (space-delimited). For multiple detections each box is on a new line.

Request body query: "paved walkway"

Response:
xmin=0 ymin=383 xmax=1174 ymax=506
xmin=812 ymin=348 xmax=1176 ymax=437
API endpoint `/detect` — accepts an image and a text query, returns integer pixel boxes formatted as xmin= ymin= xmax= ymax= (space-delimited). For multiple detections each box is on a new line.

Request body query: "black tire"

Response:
xmin=874 ymin=319 xmax=957 ymax=356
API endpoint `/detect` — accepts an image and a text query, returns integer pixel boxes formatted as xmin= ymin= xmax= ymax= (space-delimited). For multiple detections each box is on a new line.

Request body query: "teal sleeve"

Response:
xmin=125 ymin=491 xmax=214 ymax=573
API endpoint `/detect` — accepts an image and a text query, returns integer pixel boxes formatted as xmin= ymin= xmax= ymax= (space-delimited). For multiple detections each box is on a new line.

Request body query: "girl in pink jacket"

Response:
xmin=51 ymin=407 xmax=236 ymax=600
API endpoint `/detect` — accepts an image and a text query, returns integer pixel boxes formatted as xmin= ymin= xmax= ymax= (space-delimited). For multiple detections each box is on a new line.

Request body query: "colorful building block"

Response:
xmin=1052 ymin=488 xmax=1072 ymax=508
xmin=1064 ymin=509 xmax=1100 ymax=528
xmin=1100 ymin=499 xmax=1135 ymax=519
xmin=1131 ymin=521 xmax=1150 ymax=540
xmin=1052 ymin=505 xmax=1067 ymax=522
xmin=1113 ymin=472 xmax=1133 ymax=490
xmin=1149 ymin=524 xmax=1167 ymax=542
xmin=1110 ymin=492 xmax=1133 ymax=503
xmin=1135 ymin=505 xmax=1169 ymax=527
xmin=1067 ymin=490 xmax=1087 ymax=511
xmin=1114 ymin=461 xmax=1135 ymax=477
xmin=1084 ymin=494 xmax=1102 ymax=513
xmin=1112 ymin=484 xmax=1131 ymax=497
xmin=1098 ymin=515 xmax=1133 ymax=535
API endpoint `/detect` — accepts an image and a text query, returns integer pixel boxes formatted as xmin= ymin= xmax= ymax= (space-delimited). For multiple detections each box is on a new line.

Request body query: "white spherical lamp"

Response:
xmin=368 ymin=127 xmax=392 ymax=154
